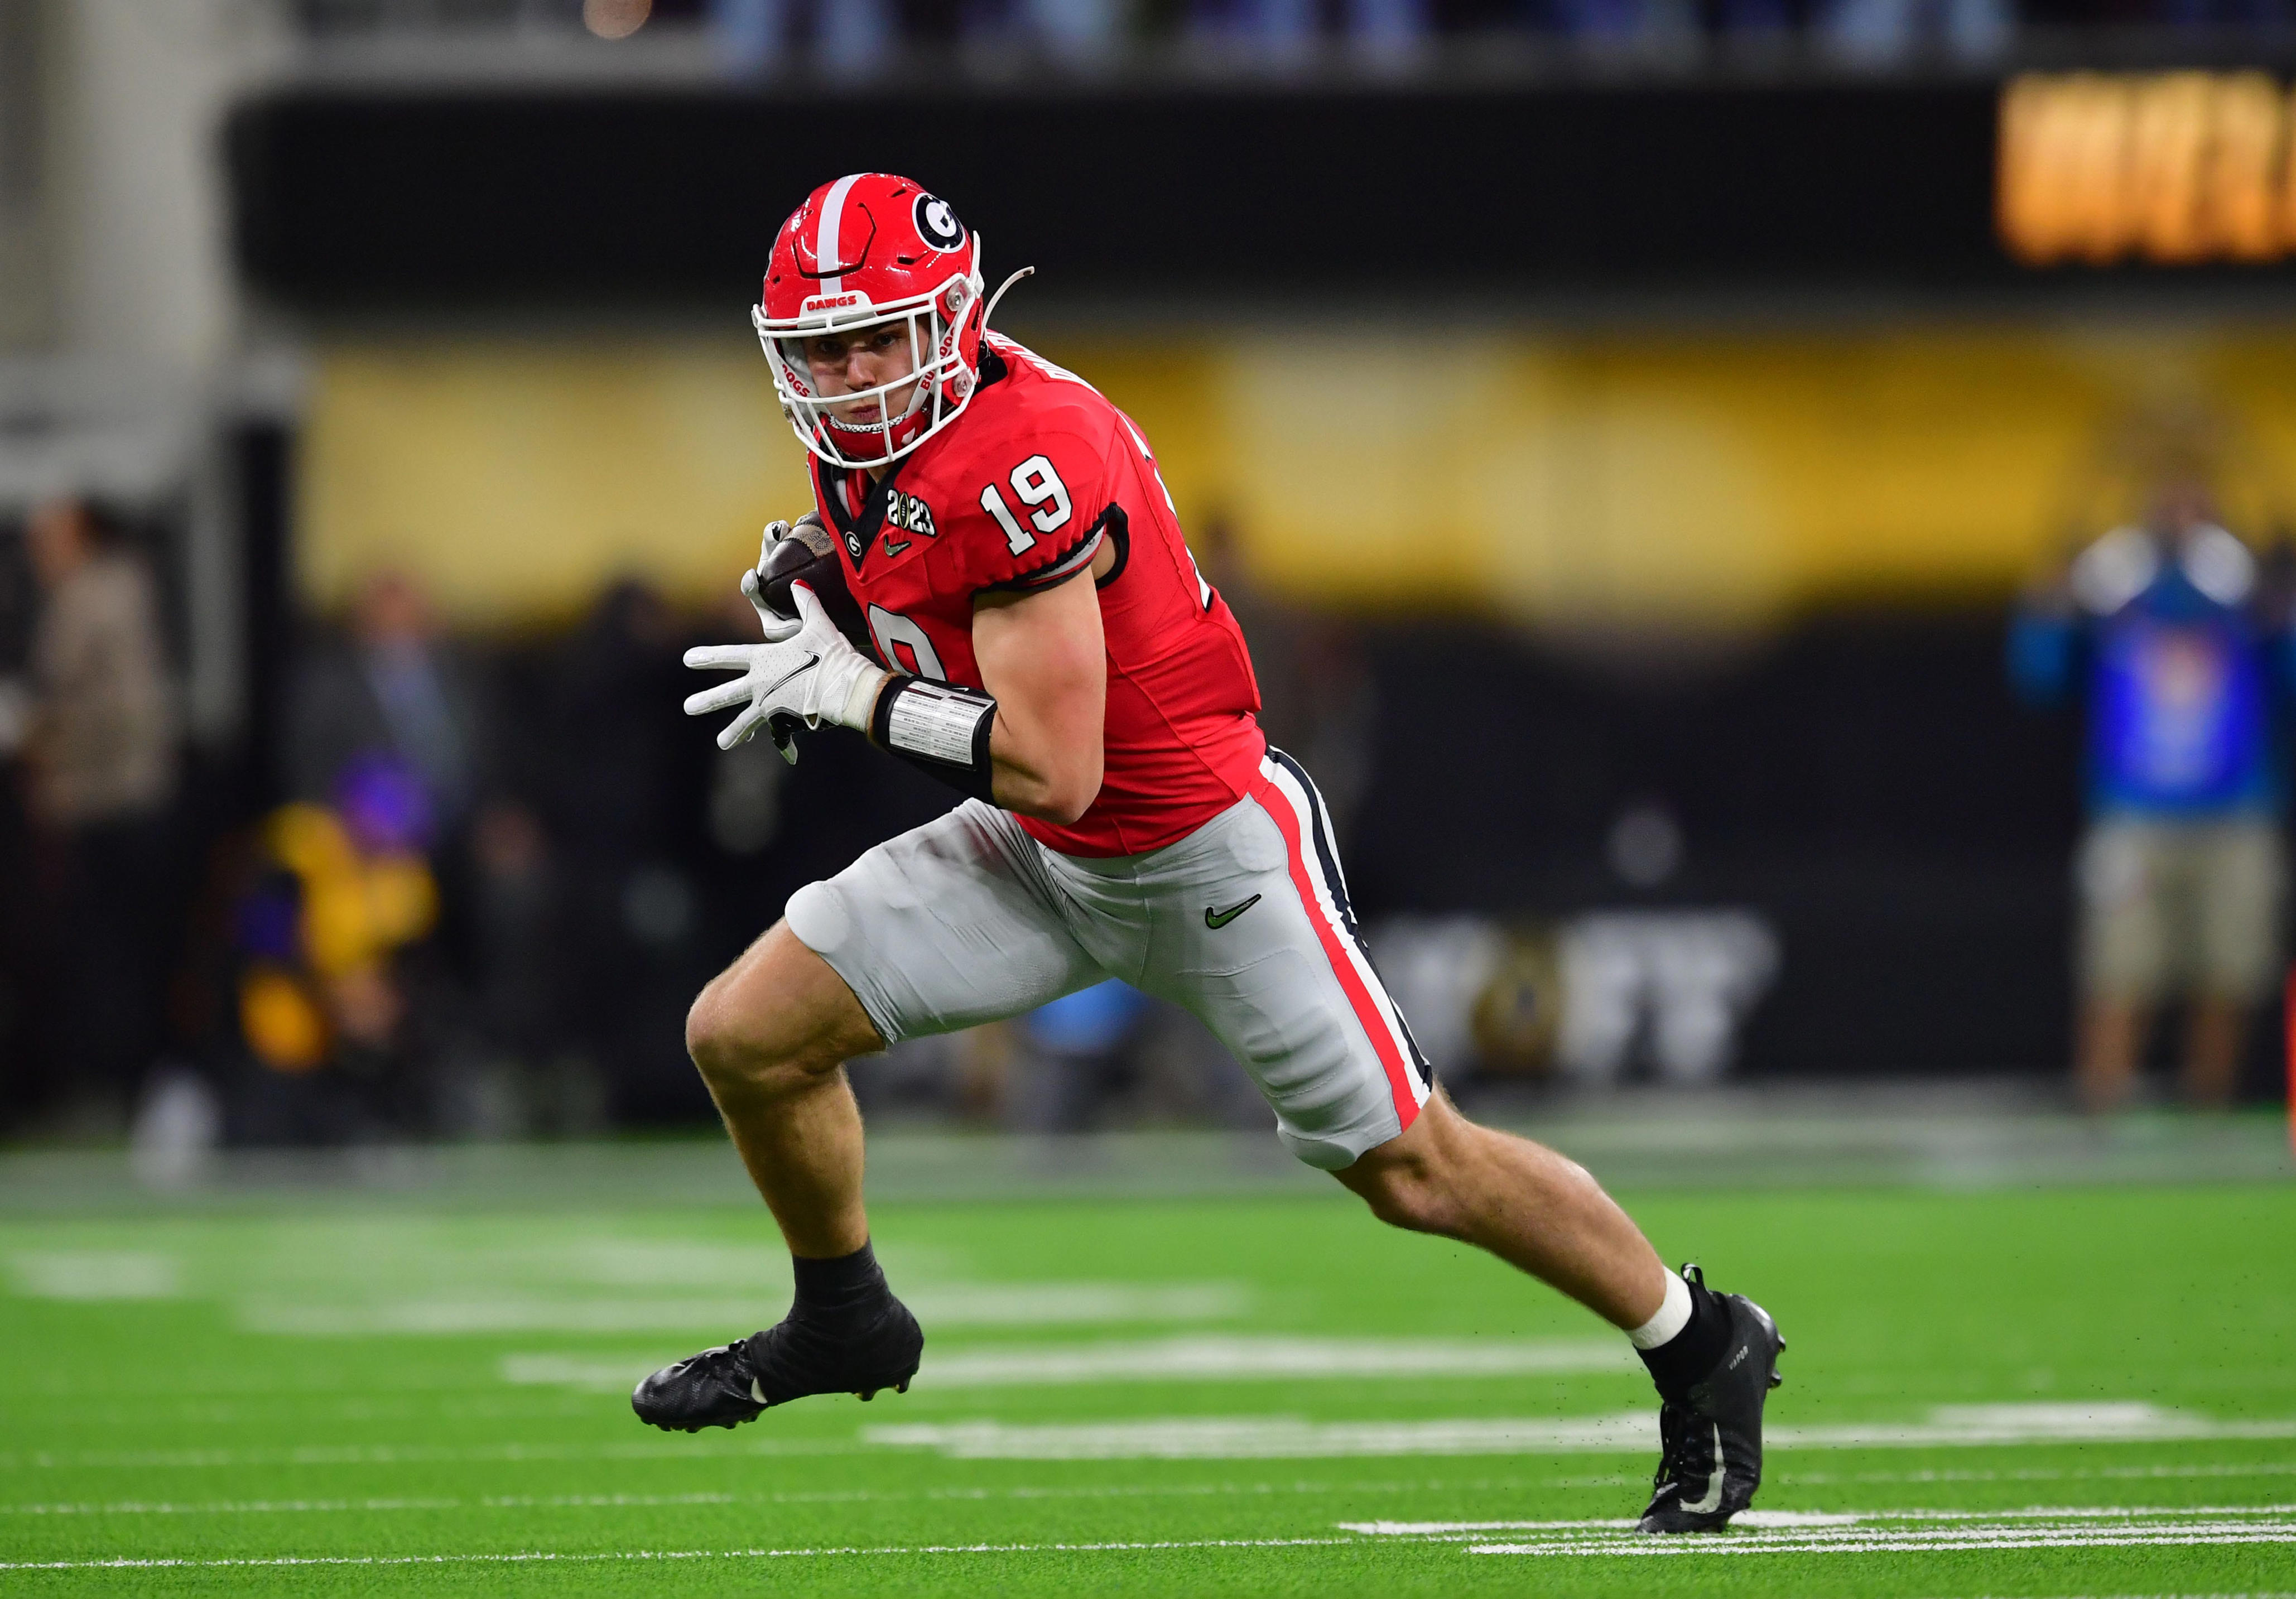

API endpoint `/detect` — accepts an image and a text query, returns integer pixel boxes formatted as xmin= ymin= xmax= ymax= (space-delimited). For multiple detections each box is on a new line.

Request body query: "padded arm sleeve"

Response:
xmin=870 ymin=676 xmax=999 ymax=801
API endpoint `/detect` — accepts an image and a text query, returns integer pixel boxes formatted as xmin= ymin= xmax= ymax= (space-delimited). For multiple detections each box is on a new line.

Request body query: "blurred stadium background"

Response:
xmin=9 ymin=0 xmax=2296 ymax=1151
xmin=10 ymin=6 xmax=2296 ymax=1595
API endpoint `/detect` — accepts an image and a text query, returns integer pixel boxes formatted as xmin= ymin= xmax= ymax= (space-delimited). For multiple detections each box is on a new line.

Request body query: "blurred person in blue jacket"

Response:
xmin=2010 ymin=479 xmax=2296 ymax=1112
xmin=1014 ymin=978 xmax=1154 ymax=1132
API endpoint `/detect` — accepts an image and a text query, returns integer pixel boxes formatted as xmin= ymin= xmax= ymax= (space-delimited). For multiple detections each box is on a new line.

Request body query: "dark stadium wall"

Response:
xmin=225 ymin=77 xmax=2296 ymax=310
xmin=1343 ymin=610 xmax=2086 ymax=1081
xmin=228 ymin=81 xmax=2013 ymax=309
xmin=222 ymin=79 xmax=2296 ymax=1088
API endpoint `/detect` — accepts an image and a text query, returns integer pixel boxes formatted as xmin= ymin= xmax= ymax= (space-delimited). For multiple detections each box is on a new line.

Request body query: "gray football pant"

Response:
xmin=786 ymin=749 xmax=1433 ymax=1169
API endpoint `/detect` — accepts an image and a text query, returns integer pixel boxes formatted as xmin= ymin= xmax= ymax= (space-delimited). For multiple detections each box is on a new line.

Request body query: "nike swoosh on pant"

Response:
xmin=1680 ymin=1423 xmax=1726 ymax=1514
xmin=1205 ymin=894 xmax=1262 ymax=929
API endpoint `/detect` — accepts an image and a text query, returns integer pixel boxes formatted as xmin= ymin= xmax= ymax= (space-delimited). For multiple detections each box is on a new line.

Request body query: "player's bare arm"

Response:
xmin=965 ymin=567 xmax=1106 ymax=824
xmin=652 ymin=172 xmax=1783 ymax=1538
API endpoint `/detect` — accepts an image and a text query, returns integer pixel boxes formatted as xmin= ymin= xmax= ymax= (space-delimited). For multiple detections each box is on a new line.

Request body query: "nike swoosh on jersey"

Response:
xmin=1204 ymin=894 xmax=1262 ymax=930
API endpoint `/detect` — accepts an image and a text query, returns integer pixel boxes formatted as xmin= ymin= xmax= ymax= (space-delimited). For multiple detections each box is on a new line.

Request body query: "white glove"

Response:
xmin=682 ymin=581 xmax=889 ymax=759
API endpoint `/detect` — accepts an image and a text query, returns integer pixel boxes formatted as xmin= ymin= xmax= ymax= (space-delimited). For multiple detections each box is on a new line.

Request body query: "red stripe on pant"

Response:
xmin=1252 ymin=773 xmax=1420 ymax=1133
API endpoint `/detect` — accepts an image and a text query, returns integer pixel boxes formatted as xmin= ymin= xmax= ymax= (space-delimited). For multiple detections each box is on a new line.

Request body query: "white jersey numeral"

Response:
xmin=1009 ymin=454 xmax=1072 ymax=534
xmin=868 ymin=604 xmax=948 ymax=683
xmin=979 ymin=454 xmax=1073 ymax=555
xmin=979 ymin=483 xmax=1033 ymax=555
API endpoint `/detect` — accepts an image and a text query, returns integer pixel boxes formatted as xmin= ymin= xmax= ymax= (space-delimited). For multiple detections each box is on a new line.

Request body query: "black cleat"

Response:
xmin=631 ymin=1293 xmax=923 ymax=1433
xmin=1638 ymin=1265 xmax=1783 ymax=1534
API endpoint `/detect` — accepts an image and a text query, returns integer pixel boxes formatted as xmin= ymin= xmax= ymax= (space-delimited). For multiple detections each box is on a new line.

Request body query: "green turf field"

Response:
xmin=3 ymin=1162 xmax=2294 ymax=1595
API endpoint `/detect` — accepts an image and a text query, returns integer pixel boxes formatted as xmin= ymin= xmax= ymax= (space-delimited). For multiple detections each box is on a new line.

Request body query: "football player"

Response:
xmin=642 ymin=174 xmax=1782 ymax=1533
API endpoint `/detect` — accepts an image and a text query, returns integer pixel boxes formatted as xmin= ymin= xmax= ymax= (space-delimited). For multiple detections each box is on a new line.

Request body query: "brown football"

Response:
xmin=759 ymin=513 xmax=875 ymax=657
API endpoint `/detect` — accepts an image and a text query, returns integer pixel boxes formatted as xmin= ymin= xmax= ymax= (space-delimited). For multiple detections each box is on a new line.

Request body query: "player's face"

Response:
xmin=801 ymin=321 xmax=921 ymax=428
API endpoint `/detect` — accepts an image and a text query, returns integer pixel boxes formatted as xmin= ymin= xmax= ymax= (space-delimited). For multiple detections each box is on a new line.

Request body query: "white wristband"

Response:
xmin=835 ymin=666 xmax=892 ymax=733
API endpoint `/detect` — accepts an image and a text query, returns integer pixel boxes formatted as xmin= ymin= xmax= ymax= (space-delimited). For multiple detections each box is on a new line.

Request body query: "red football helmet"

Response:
xmin=754 ymin=173 xmax=1016 ymax=469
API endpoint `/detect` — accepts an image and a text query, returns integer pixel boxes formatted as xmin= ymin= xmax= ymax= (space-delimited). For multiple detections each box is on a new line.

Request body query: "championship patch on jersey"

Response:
xmin=882 ymin=489 xmax=938 ymax=556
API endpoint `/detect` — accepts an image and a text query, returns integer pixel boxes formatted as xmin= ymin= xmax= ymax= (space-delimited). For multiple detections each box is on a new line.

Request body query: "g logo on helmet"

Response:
xmin=914 ymin=194 xmax=966 ymax=252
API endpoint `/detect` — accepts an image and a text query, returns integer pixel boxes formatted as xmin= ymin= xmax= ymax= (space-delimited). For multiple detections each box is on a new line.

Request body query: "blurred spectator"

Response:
xmin=1819 ymin=0 xmax=2010 ymax=65
xmin=1546 ymin=0 xmax=1697 ymax=42
xmin=710 ymin=0 xmax=896 ymax=74
xmin=1196 ymin=511 xmax=1376 ymax=845
xmin=22 ymin=498 xmax=177 ymax=1114
xmin=1187 ymin=0 xmax=1430 ymax=62
xmin=281 ymin=571 xmax=588 ymax=1135
xmin=1013 ymin=979 xmax=1156 ymax=1130
xmin=227 ymin=757 xmax=442 ymax=1143
xmin=2157 ymin=0 xmax=2294 ymax=27
xmin=304 ymin=0 xmax=2296 ymax=71
xmin=1022 ymin=0 xmax=1132 ymax=64
xmin=287 ymin=570 xmax=489 ymax=835
xmin=532 ymin=579 xmax=711 ymax=1120
xmin=2010 ymin=480 xmax=2294 ymax=1112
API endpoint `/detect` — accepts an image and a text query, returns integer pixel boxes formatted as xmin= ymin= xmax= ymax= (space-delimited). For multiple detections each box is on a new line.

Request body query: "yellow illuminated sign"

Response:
xmin=302 ymin=326 xmax=2296 ymax=627
xmin=1999 ymin=72 xmax=2296 ymax=264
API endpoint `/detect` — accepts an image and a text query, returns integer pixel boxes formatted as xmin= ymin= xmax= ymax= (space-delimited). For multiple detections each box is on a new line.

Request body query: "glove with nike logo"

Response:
xmin=682 ymin=579 xmax=889 ymax=760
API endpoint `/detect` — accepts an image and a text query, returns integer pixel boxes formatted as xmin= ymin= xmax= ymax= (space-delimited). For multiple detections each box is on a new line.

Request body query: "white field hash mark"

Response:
xmin=7 ymin=1509 xmax=2295 ymax=1573
xmin=1338 ymin=1505 xmax=2296 ymax=1559
xmin=864 ymin=1402 xmax=2296 ymax=1460
xmin=240 ymin=1281 xmax=1249 ymax=1335
xmin=13 ymin=1405 xmax=2295 ymax=1476
xmin=501 ymin=1336 xmax=1633 ymax=1391
xmin=0 ymin=1537 xmax=1360 ymax=1572
xmin=14 ymin=1460 xmax=2294 ymax=1505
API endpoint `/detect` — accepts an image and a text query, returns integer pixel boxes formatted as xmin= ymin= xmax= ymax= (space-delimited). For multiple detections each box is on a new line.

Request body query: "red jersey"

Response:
xmin=808 ymin=334 xmax=1265 ymax=857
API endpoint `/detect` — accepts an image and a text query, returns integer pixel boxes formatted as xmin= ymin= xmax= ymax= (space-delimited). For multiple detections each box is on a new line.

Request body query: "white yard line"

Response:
xmin=15 ymin=1404 xmax=2294 ymax=1473
xmin=241 ymin=1282 xmax=1250 ymax=1336
xmin=0 ymin=1476 xmax=1587 ymax=1518
xmin=0 ymin=1499 xmax=466 ymax=1518
xmin=0 ymin=1476 xmax=1577 ymax=1511
xmin=864 ymin=1403 xmax=2296 ymax=1461
xmin=0 ymin=1536 xmax=1360 ymax=1573
xmin=0 ymin=1437 xmax=857 ymax=1471
xmin=1472 ymin=1528 xmax=2296 ymax=1557
xmin=1349 ymin=1506 xmax=2296 ymax=1534
xmin=1388 ymin=1504 xmax=2296 ymax=1559
xmin=9 ymin=1510 xmax=2296 ymax=1572
xmin=1785 ymin=1463 xmax=2296 ymax=1487
xmin=501 ymin=1337 xmax=1633 ymax=1392
xmin=6 ymin=1251 xmax=181 ymax=1300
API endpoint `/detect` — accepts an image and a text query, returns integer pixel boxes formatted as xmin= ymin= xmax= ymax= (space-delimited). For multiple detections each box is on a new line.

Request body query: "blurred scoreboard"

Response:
xmin=2001 ymin=73 xmax=2296 ymax=266
xmin=230 ymin=76 xmax=2296 ymax=311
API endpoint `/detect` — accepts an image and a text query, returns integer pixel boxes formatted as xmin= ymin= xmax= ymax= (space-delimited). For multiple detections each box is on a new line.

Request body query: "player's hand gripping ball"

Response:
xmin=684 ymin=518 xmax=887 ymax=764
xmin=757 ymin=513 xmax=873 ymax=653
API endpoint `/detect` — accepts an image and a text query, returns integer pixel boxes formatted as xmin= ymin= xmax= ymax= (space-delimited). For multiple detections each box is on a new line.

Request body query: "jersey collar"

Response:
xmin=816 ymin=454 xmax=901 ymax=570
xmin=815 ymin=351 xmax=1004 ymax=572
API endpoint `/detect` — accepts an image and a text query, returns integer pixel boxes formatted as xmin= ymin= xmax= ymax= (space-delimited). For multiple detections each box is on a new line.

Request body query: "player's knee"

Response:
xmin=1349 ymin=1154 xmax=1467 ymax=1239
xmin=685 ymin=978 xmax=835 ymax=1095
xmin=682 ymin=982 xmax=750 ymax=1086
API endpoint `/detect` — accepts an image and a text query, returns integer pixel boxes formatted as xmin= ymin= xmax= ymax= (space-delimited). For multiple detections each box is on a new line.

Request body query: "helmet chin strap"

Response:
xmin=981 ymin=266 xmax=1034 ymax=330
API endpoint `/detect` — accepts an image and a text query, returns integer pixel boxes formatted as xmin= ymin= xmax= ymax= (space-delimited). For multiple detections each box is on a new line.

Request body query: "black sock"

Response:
xmin=1636 ymin=1275 xmax=1732 ymax=1402
xmin=790 ymin=1241 xmax=891 ymax=1326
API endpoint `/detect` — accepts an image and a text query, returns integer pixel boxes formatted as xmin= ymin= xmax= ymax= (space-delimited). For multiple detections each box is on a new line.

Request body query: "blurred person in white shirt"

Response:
xmin=23 ymin=497 xmax=178 ymax=1114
